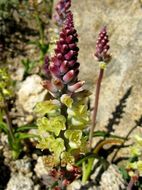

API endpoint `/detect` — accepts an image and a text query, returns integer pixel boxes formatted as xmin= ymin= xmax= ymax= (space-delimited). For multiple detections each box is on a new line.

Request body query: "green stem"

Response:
xmin=89 ymin=68 xmax=104 ymax=149
xmin=35 ymin=13 xmax=44 ymax=45
xmin=82 ymin=157 xmax=94 ymax=183
xmin=3 ymin=99 xmax=15 ymax=142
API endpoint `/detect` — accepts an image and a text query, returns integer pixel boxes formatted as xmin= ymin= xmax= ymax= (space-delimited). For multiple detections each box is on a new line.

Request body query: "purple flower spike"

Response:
xmin=54 ymin=0 xmax=71 ymax=26
xmin=43 ymin=11 xmax=84 ymax=97
xmin=95 ymin=26 xmax=111 ymax=62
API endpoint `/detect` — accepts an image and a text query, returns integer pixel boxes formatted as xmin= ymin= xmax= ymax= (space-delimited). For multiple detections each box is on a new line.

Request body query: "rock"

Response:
xmin=17 ymin=75 xmax=47 ymax=113
xmin=99 ymin=165 xmax=126 ymax=190
xmin=68 ymin=165 xmax=125 ymax=190
xmin=10 ymin=156 xmax=32 ymax=175
xmin=34 ymin=156 xmax=49 ymax=179
xmin=9 ymin=58 xmax=25 ymax=81
xmin=53 ymin=0 xmax=142 ymax=157
xmin=34 ymin=156 xmax=55 ymax=187
xmin=6 ymin=173 xmax=34 ymax=190
xmin=67 ymin=180 xmax=82 ymax=190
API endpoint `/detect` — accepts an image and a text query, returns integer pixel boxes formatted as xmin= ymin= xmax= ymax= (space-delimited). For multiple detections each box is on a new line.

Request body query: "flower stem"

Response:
xmin=89 ymin=68 xmax=104 ymax=149
xmin=127 ymin=171 xmax=139 ymax=190
xmin=82 ymin=157 xmax=94 ymax=184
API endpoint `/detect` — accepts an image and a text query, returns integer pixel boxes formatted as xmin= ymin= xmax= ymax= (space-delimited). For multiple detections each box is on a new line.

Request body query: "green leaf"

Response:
xmin=119 ymin=167 xmax=129 ymax=181
xmin=16 ymin=124 xmax=37 ymax=132
xmin=0 ymin=121 xmax=8 ymax=133
xmin=15 ymin=133 xmax=39 ymax=140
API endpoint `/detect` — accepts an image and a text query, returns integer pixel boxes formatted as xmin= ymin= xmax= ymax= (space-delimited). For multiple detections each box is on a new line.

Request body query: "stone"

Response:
xmin=53 ymin=0 xmax=142 ymax=156
xmin=34 ymin=156 xmax=57 ymax=187
xmin=17 ymin=75 xmax=47 ymax=113
xmin=6 ymin=173 xmax=34 ymax=190
xmin=99 ymin=165 xmax=126 ymax=190
xmin=10 ymin=156 xmax=32 ymax=174
xmin=34 ymin=156 xmax=49 ymax=179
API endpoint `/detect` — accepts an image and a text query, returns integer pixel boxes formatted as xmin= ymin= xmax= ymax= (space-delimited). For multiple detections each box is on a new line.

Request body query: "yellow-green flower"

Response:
xmin=65 ymin=129 xmax=82 ymax=149
xmin=37 ymin=115 xmax=66 ymax=136
xmin=34 ymin=100 xmax=60 ymax=116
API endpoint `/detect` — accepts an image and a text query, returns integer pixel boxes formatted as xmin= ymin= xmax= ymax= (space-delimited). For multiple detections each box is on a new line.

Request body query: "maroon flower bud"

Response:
xmin=54 ymin=0 xmax=71 ymax=26
xmin=42 ymin=56 xmax=51 ymax=79
xmin=49 ymin=63 xmax=60 ymax=77
xmin=95 ymin=26 xmax=111 ymax=62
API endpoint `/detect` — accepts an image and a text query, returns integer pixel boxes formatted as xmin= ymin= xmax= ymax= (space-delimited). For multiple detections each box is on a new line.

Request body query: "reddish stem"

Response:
xmin=127 ymin=171 xmax=139 ymax=190
xmin=89 ymin=68 xmax=104 ymax=148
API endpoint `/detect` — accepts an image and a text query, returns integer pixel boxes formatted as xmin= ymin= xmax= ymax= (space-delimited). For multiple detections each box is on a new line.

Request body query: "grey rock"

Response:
xmin=99 ymin=165 xmax=126 ymax=190
xmin=10 ymin=156 xmax=32 ymax=174
xmin=34 ymin=156 xmax=49 ymax=178
xmin=17 ymin=75 xmax=47 ymax=113
xmin=6 ymin=173 xmax=34 ymax=190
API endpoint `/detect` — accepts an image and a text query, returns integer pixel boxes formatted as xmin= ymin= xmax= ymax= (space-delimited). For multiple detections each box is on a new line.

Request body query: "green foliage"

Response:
xmin=127 ymin=135 xmax=142 ymax=177
xmin=0 ymin=0 xmax=19 ymax=19
xmin=21 ymin=59 xmax=36 ymax=78
xmin=0 ymin=68 xmax=13 ymax=107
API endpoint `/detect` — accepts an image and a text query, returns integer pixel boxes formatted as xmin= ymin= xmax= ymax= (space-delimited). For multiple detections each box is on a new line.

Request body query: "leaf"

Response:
xmin=16 ymin=124 xmax=37 ymax=132
xmin=15 ymin=133 xmax=39 ymax=140
xmin=0 ymin=121 xmax=8 ymax=133
xmin=119 ymin=167 xmax=129 ymax=181
xmin=93 ymin=139 xmax=124 ymax=154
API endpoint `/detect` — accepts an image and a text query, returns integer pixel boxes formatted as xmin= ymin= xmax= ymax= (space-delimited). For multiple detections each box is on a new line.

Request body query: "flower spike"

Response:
xmin=95 ymin=26 xmax=111 ymax=62
xmin=43 ymin=11 xmax=84 ymax=96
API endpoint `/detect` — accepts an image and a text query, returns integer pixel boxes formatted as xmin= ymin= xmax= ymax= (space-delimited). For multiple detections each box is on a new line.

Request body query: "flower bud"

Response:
xmin=95 ymin=26 xmax=111 ymax=62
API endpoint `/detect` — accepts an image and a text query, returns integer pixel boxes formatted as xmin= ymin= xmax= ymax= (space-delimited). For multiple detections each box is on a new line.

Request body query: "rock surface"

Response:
xmin=99 ymin=165 xmax=126 ymax=190
xmin=53 ymin=0 xmax=142 ymax=147
xmin=17 ymin=75 xmax=47 ymax=113
xmin=6 ymin=173 xmax=34 ymax=190
xmin=68 ymin=165 xmax=125 ymax=190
